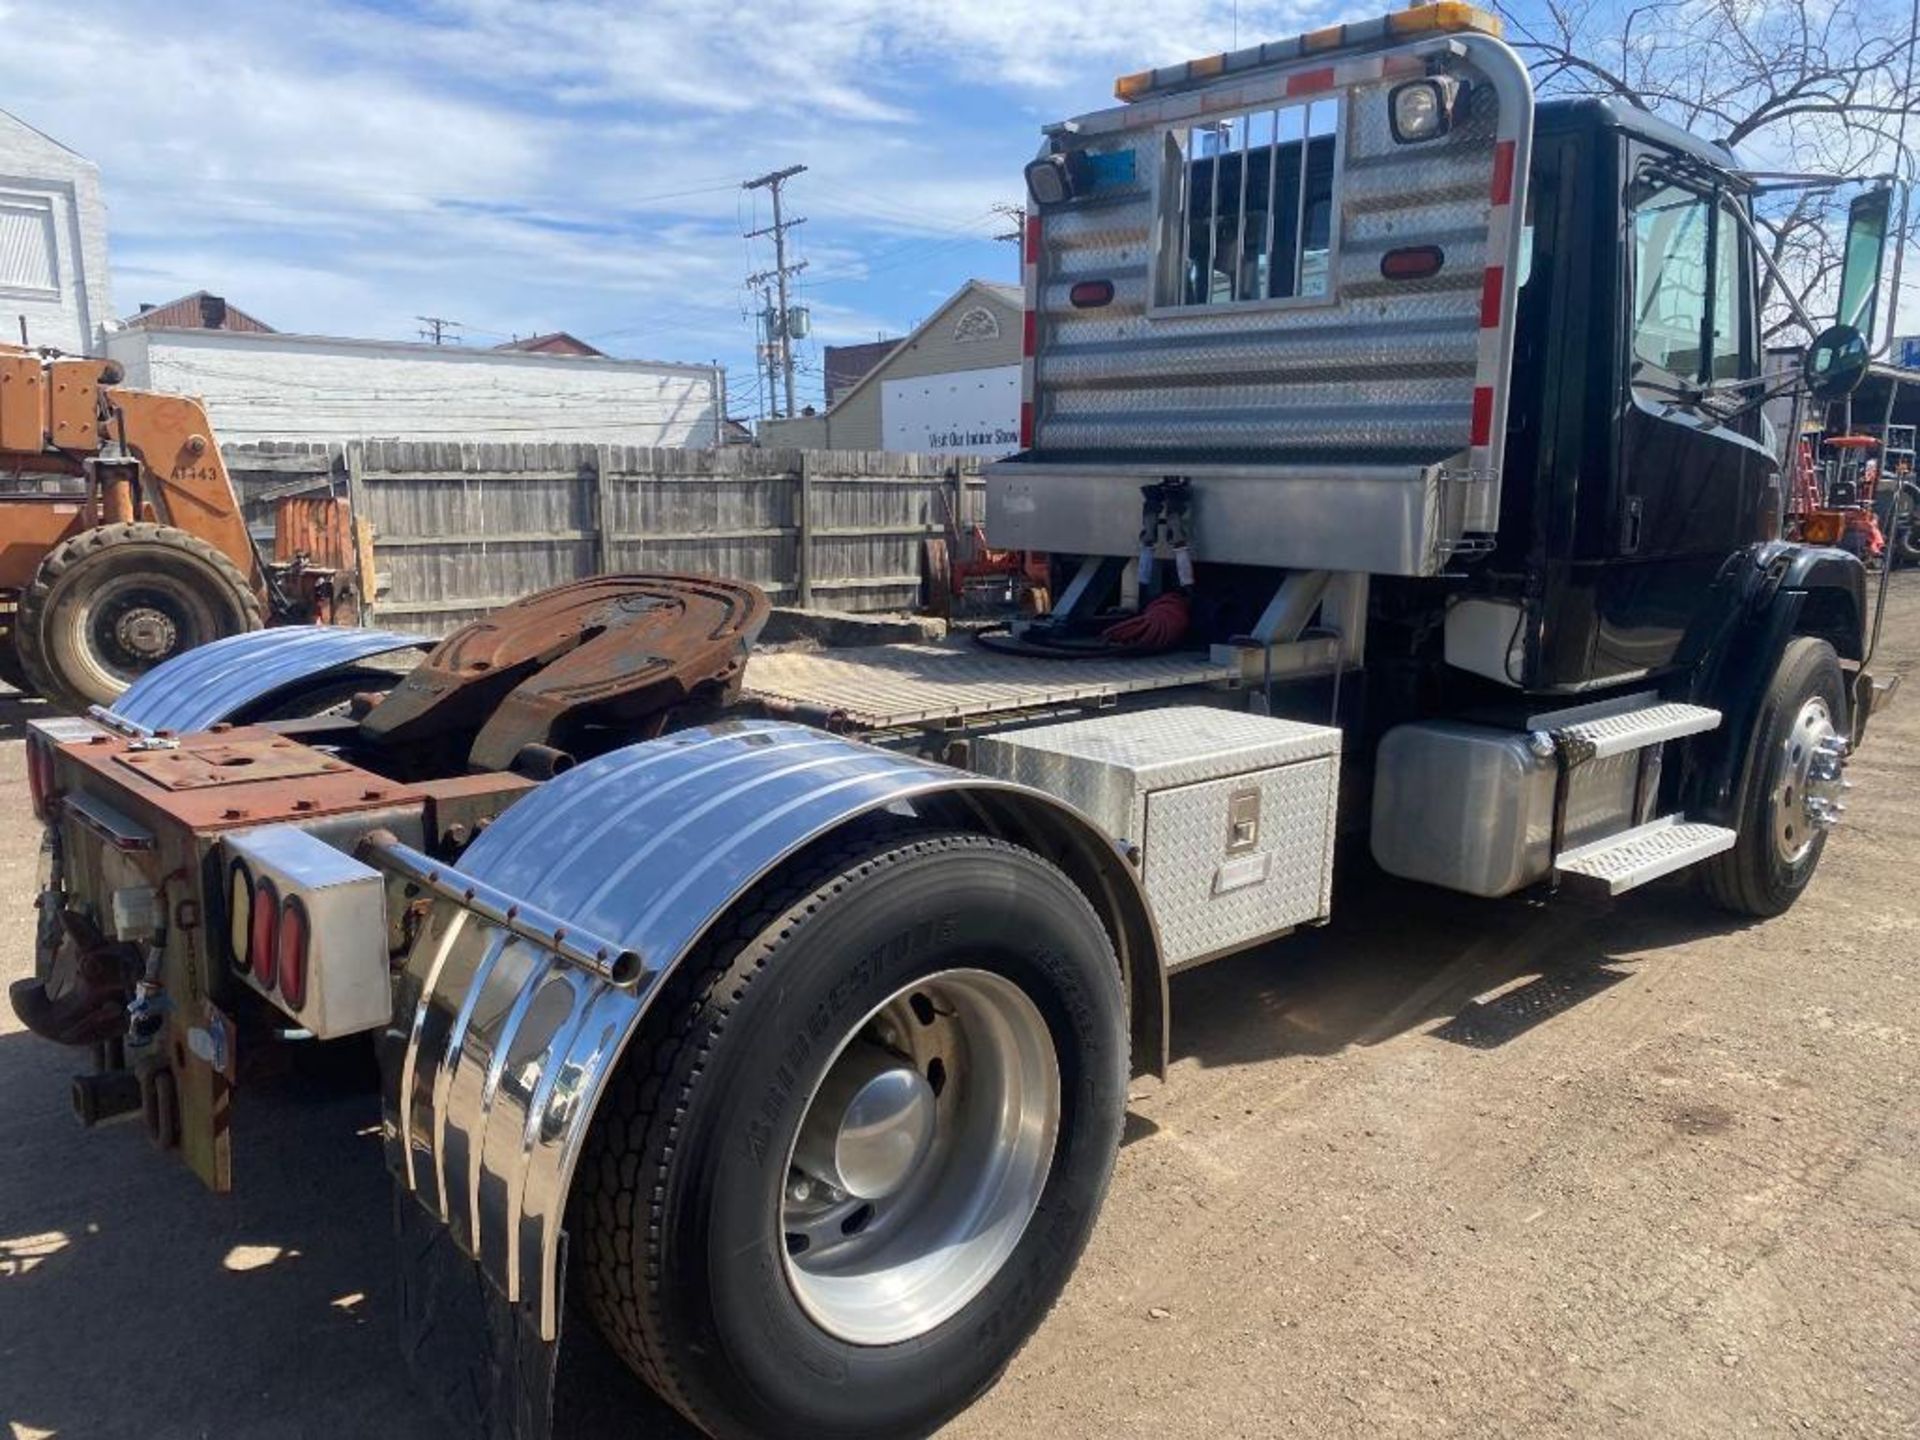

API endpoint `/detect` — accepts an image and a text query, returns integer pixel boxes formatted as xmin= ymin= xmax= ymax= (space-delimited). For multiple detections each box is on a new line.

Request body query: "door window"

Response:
xmin=1629 ymin=177 xmax=1751 ymax=384
xmin=1710 ymin=200 xmax=1746 ymax=380
xmin=1630 ymin=182 xmax=1711 ymax=378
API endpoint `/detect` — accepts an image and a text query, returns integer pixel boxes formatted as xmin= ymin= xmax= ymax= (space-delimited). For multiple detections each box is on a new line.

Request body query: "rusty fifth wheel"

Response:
xmin=357 ymin=573 xmax=767 ymax=770
xmin=573 ymin=829 xmax=1129 ymax=1440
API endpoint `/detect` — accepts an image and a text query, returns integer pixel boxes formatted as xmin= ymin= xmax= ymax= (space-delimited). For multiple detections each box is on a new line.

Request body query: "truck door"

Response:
xmin=1616 ymin=152 xmax=1772 ymax=560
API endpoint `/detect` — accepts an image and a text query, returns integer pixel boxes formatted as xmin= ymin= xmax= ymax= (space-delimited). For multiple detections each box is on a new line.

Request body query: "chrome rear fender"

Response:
xmin=375 ymin=719 xmax=1164 ymax=1340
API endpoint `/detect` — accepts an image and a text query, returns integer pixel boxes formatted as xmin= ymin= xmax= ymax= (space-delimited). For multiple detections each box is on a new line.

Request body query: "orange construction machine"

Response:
xmin=0 ymin=348 xmax=368 ymax=711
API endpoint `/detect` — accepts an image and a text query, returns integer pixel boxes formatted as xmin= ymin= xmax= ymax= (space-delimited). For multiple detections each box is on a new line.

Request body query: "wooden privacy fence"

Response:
xmin=223 ymin=441 xmax=987 ymax=634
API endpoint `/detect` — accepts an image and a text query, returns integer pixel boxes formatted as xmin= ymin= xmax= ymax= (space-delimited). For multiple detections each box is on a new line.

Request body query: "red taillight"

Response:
xmin=26 ymin=738 xmax=54 ymax=820
xmin=250 ymin=878 xmax=279 ymax=990
xmin=1020 ymin=401 xmax=1034 ymax=448
xmin=1068 ymin=279 xmax=1115 ymax=308
xmin=1380 ymin=245 xmax=1446 ymax=281
xmin=276 ymin=897 xmax=309 ymax=1011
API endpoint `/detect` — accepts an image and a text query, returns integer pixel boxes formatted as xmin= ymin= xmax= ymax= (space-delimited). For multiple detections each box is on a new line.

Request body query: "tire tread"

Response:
xmin=15 ymin=521 xmax=262 ymax=709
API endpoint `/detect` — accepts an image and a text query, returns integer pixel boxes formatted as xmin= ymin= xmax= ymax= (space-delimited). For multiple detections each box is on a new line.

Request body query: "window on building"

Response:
xmin=0 ymin=193 xmax=58 ymax=298
xmin=1162 ymin=97 xmax=1341 ymax=309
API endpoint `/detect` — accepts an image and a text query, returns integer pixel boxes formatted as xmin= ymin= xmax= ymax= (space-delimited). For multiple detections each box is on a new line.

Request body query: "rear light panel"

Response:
xmin=221 ymin=825 xmax=390 ymax=1039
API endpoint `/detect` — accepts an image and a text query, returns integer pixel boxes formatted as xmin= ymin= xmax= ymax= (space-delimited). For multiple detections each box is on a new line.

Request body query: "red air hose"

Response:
xmin=1100 ymin=592 xmax=1190 ymax=652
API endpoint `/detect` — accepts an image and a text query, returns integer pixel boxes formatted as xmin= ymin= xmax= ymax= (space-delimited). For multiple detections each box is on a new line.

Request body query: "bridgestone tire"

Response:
xmin=573 ymin=829 xmax=1129 ymax=1440
xmin=1698 ymin=637 xmax=1847 ymax=917
xmin=16 ymin=522 xmax=262 ymax=713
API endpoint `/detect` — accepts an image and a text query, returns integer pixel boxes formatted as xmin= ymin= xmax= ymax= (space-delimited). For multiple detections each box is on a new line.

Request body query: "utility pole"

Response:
xmin=416 ymin=315 xmax=463 ymax=345
xmin=991 ymin=203 xmax=1028 ymax=280
xmin=743 ymin=164 xmax=808 ymax=418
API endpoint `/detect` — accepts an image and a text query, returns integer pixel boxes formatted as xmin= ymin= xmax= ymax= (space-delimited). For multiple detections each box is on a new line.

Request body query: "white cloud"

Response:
xmin=0 ymin=0 xmax=1321 ymax=409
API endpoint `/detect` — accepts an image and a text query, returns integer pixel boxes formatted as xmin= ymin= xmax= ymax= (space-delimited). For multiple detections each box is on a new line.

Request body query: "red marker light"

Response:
xmin=1380 ymin=246 xmax=1445 ymax=281
xmin=250 ymin=878 xmax=279 ymax=990
xmin=276 ymin=898 xmax=309 ymax=1011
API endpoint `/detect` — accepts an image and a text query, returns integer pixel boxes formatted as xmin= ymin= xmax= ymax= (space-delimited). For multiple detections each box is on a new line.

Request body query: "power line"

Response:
xmin=742 ymin=164 xmax=808 ymax=420
xmin=416 ymin=315 xmax=463 ymax=345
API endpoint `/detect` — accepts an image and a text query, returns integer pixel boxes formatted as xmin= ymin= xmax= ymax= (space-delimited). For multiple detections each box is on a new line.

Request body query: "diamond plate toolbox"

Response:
xmin=972 ymin=706 xmax=1340 ymax=970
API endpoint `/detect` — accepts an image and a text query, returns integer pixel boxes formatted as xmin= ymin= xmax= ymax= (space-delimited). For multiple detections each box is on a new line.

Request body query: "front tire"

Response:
xmin=573 ymin=829 xmax=1129 ymax=1440
xmin=1699 ymin=636 xmax=1849 ymax=917
xmin=16 ymin=522 xmax=262 ymax=712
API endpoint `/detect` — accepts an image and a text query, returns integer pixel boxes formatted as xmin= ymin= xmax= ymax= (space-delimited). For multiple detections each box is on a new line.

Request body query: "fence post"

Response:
xmin=343 ymin=442 xmax=376 ymax=625
xmin=592 ymin=445 xmax=615 ymax=576
xmin=795 ymin=451 xmax=814 ymax=608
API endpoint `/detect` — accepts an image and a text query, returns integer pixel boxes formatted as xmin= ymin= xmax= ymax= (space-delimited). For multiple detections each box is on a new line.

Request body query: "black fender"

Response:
xmin=1676 ymin=541 xmax=1866 ymax=823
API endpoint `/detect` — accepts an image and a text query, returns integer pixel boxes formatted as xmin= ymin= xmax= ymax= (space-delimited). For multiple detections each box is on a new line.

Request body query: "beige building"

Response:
xmin=762 ymin=280 xmax=1021 ymax=454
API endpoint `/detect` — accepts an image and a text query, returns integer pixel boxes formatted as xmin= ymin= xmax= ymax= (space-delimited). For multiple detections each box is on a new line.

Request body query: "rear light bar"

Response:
xmin=1113 ymin=1 xmax=1501 ymax=103
xmin=220 ymin=825 xmax=391 ymax=1039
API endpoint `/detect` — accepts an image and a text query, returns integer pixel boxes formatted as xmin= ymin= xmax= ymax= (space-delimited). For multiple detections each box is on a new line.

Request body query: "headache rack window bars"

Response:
xmin=1164 ymin=96 xmax=1342 ymax=310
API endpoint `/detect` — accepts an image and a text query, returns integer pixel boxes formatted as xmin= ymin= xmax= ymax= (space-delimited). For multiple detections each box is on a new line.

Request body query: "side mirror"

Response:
xmin=1803 ymin=323 xmax=1870 ymax=402
xmin=1835 ymin=187 xmax=1891 ymax=337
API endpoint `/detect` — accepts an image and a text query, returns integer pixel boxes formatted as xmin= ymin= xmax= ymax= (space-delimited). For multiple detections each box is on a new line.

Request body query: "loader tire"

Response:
xmin=16 ymin=522 xmax=262 ymax=713
xmin=1698 ymin=637 xmax=1849 ymax=918
xmin=573 ymin=828 xmax=1129 ymax=1440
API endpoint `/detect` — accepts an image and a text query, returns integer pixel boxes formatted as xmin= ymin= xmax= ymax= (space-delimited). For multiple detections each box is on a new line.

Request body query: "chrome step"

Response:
xmin=1554 ymin=702 xmax=1721 ymax=761
xmin=1554 ymin=815 xmax=1737 ymax=896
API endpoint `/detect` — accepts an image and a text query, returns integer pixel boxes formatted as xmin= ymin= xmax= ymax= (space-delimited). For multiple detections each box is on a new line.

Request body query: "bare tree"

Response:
xmin=1492 ymin=0 xmax=1919 ymax=344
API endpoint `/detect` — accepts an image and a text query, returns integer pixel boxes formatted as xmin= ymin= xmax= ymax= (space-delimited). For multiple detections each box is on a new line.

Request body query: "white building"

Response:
xmin=105 ymin=325 xmax=725 ymax=447
xmin=0 ymin=108 xmax=110 ymax=355
xmin=760 ymin=280 xmax=1022 ymax=455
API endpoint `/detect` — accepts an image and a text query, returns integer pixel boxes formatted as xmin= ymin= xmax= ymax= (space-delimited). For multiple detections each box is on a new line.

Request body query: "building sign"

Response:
xmin=881 ymin=366 xmax=1021 ymax=457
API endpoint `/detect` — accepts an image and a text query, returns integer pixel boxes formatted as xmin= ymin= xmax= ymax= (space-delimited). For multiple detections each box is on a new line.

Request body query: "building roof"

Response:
xmin=494 ymin=331 xmax=607 ymax=358
xmin=805 ymin=279 xmax=1022 ymax=421
xmin=0 ymin=106 xmax=93 ymax=164
xmin=119 ymin=322 xmax=718 ymax=376
xmin=825 ymin=339 xmax=901 ymax=403
xmin=125 ymin=292 xmax=275 ymax=333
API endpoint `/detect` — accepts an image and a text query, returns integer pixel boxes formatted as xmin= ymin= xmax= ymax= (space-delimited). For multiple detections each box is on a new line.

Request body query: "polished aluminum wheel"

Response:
xmin=1770 ymin=695 xmax=1848 ymax=864
xmin=780 ymin=967 xmax=1060 ymax=1346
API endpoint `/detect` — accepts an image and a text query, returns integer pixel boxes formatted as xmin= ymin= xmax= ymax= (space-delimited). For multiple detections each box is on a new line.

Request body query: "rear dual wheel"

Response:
xmin=16 ymin=522 xmax=262 ymax=713
xmin=574 ymin=829 xmax=1129 ymax=1440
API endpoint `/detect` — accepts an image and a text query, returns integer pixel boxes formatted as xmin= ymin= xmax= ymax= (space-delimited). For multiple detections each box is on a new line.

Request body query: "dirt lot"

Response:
xmin=3 ymin=578 xmax=1917 ymax=1440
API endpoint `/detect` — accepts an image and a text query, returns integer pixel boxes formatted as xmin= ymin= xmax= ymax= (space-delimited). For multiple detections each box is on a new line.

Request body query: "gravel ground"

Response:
xmin=2 ymin=576 xmax=1916 ymax=1440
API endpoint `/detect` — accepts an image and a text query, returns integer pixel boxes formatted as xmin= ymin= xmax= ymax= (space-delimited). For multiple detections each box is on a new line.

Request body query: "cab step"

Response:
xmin=1553 ymin=702 xmax=1721 ymax=761
xmin=1554 ymin=815 xmax=1736 ymax=896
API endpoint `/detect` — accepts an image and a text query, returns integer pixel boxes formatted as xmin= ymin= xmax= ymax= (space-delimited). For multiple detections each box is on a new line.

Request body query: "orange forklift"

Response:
xmin=0 ymin=348 xmax=368 ymax=712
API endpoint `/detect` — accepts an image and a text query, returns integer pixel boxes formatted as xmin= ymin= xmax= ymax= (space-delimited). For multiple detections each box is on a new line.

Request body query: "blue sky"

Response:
xmin=0 ymin=0 xmax=1910 ymax=418
xmin=0 ymin=0 xmax=1332 ymax=415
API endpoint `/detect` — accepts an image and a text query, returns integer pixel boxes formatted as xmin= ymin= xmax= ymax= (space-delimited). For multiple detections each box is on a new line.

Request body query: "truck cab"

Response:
xmin=9 ymin=9 xmax=1898 ymax=1440
xmin=1502 ymin=98 xmax=1800 ymax=690
xmin=990 ymin=0 xmax=1884 ymax=909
